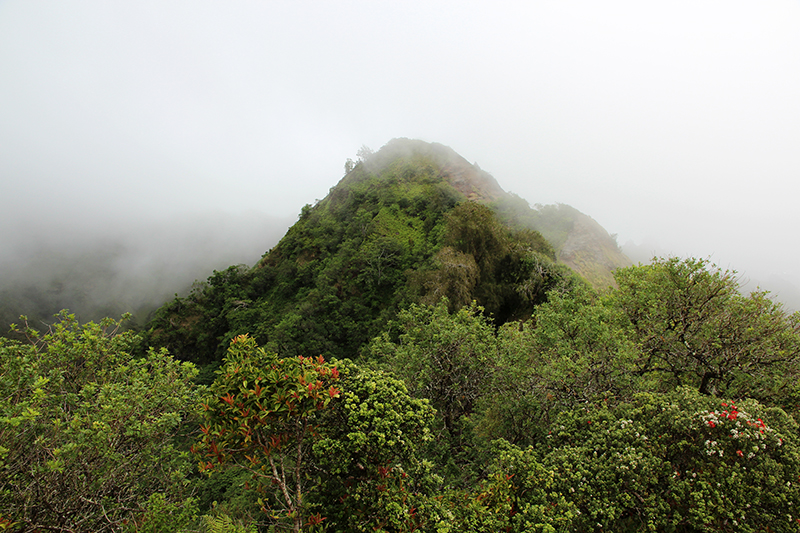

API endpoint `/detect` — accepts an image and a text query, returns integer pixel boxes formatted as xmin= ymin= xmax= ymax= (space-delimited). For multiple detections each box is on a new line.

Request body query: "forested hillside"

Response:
xmin=3 ymin=140 xmax=800 ymax=532
xmin=145 ymin=139 xmax=576 ymax=365
xmin=494 ymin=200 xmax=631 ymax=288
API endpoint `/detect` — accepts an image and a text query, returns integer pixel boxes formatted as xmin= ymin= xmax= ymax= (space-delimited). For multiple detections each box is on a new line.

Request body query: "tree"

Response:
xmin=369 ymin=300 xmax=497 ymax=438
xmin=412 ymin=247 xmax=480 ymax=310
xmin=611 ymin=257 xmax=800 ymax=402
xmin=475 ymin=284 xmax=639 ymax=447
xmin=0 ymin=312 xmax=199 ymax=532
xmin=467 ymin=389 xmax=800 ymax=532
xmin=475 ymin=257 xmax=800 ymax=448
xmin=195 ymin=337 xmax=438 ymax=533
xmin=356 ymin=145 xmax=374 ymax=163
xmin=532 ymin=388 xmax=800 ymax=532
xmin=442 ymin=202 xmax=508 ymax=278
xmin=311 ymin=360 xmax=436 ymax=532
xmin=194 ymin=334 xmax=341 ymax=533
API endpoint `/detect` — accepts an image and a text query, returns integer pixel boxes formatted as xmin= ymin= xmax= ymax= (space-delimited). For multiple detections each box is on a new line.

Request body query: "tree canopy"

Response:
xmin=4 ymin=139 xmax=800 ymax=532
xmin=0 ymin=312 xmax=199 ymax=532
xmin=146 ymin=142 xmax=567 ymax=366
xmin=4 ymin=253 xmax=800 ymax=532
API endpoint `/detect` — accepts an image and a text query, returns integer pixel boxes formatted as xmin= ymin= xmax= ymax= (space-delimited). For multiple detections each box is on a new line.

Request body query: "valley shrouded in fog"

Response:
xmin=2 ymin=1 xmax=800 ymax=315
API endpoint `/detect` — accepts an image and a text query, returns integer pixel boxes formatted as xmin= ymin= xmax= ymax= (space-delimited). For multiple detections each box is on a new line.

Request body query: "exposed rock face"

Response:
xmin=435 ymin=153 xmax=505 ymax=203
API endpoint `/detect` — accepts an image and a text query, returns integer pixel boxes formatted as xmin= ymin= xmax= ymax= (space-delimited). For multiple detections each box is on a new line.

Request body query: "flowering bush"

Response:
xmin=485 ymin=388 xmax=800 ymax=532
xmin=665 ymin=393 xmax=800 ymax=532
xmin=195 ymin=338 xmax=439 ymax=533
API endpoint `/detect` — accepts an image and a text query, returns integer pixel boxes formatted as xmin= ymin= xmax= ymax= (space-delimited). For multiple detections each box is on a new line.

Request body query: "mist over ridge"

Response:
xmin=3 ymin=1 xmax=800 ymax=320
xmin=4 ymin=4 xmax=800 ymax=529
xmin=0 ymin=211 xmax=293 ymax=328
xmin=3 ymin=133 xmax=799 ymax=331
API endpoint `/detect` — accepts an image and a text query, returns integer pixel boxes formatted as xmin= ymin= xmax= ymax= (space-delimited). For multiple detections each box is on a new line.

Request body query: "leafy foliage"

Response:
xmin=449 ymin=389 xmax=800 ymax=533
xmin=194 ymin=334 xmax=341 ymax=532
xmin=146 ymin=139 xmax=565 ymax=365
xmin=474 ymin=257 xmax=800 ymax=453
xmin=492 ymin=197 xmax=578 ymax=253
xmin=311 ymin=360 xmax=436 ymax=532
xmin=194 ymin=336 xmax=436 ymax=532
xmin=200 ymin=512 xmax=258 ymax=533
xmin=475 ymin=284 xmax=639 ymax=447
xmin=411 ymin=202 xmax=575 ymax=322
xmin=369 ymin=299 xmax=496 ymax=438
xmin=611 ymin=257 xmax=800 ymax=402
xmin=8 ymin=139 xmax=800 ymax=533
xmin=0 ymin=312 xmax=199 ymax=532
xmin=530 ymin=388 xmax=800 ymax=532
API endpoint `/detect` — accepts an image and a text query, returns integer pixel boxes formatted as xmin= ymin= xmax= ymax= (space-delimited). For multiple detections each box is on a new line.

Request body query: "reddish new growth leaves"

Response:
xmin=193 ymin=334 xmax=341 ymax=531
xmin=195 ymin=335 xmax=341 ymax=472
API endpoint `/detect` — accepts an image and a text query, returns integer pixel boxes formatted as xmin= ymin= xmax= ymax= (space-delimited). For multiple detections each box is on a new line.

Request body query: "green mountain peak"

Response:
xmin=147 ymin=139 xmax=626 ymax=364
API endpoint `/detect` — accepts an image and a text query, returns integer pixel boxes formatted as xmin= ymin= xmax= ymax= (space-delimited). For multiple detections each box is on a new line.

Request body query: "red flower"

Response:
xmin=708 ymin=420 xmax=716 ymax=428
xmin=736 ymin=450 xmax=744 ymax=457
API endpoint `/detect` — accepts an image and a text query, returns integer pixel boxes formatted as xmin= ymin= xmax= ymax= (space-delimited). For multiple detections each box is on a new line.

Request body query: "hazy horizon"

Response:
xmin=2 ymin=1 xmax=800 ymax=310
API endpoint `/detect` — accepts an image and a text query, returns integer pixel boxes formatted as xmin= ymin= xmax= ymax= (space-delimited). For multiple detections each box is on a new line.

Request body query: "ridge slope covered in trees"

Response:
xmin=4 ymin=140 xmax=800 ymax=533
xmin=147 ymin=139 xmax=584 ymax=364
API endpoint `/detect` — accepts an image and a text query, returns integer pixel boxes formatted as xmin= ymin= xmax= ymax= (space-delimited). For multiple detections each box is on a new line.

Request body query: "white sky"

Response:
xmin=2 ymin=1 xmax=800 ymax=296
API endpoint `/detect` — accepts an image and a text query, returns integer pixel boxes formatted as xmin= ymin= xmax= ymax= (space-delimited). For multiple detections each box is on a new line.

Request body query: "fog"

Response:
xmin=0 ymin=211 xmax=293 ymax=325
xmin=2 ymin=1 xmax=800 ymax=317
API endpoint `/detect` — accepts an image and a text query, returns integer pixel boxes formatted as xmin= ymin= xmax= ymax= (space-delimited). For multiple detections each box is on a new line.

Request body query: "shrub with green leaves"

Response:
xmin=194 ymin=334 xmax=341 ymax=533
xmin=0 ymin=312 xmax=199 ymax=532
xmin=312 ymin=360 xmax=436 ymax=532
xmin=494 ymin=388 xmax=800 ymax=532
xmin=195 ymin=336 xmax=438 ymax=533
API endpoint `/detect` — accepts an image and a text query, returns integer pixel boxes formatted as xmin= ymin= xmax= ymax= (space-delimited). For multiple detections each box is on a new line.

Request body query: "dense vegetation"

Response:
xmin=145 ymin=140 xmax=570 ymax=366
xmin=3 ymin=141 xmax=800 ymax=532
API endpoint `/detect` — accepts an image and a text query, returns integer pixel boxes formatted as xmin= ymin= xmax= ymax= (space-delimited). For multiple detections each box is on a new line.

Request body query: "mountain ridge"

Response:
xmin=146 ymin=139 xmax=628 ymax=363
xmin=355 ymin=138 xmax=630 ymax=287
